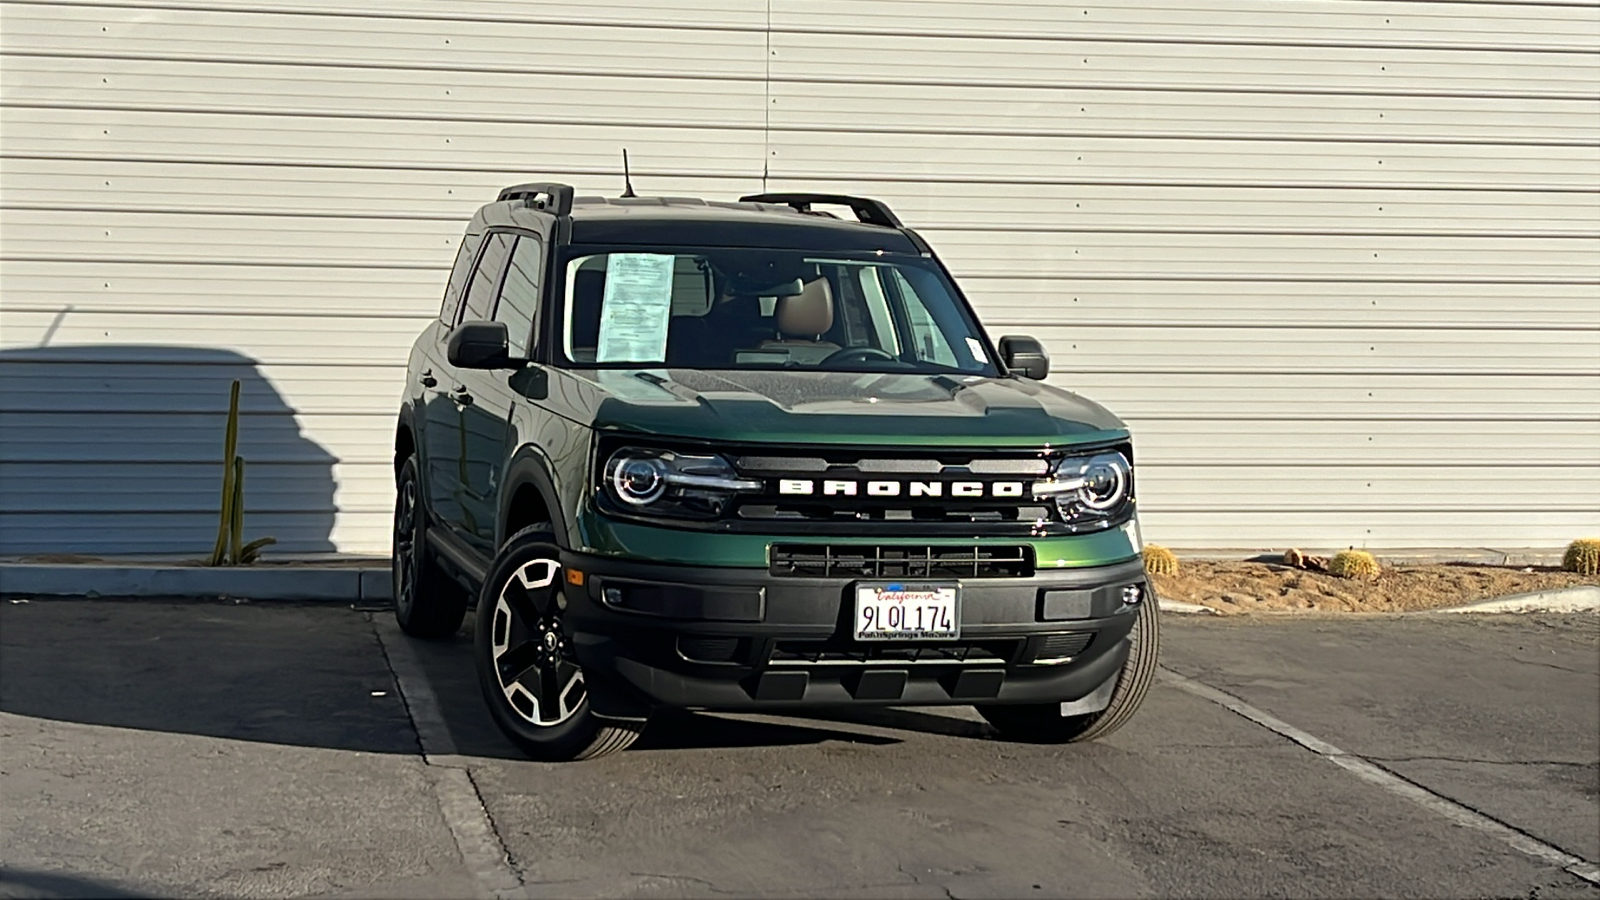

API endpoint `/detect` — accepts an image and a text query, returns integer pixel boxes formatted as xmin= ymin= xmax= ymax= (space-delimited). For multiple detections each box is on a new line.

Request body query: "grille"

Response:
xmin=1035 ymin=632 xmax=1094 ymax=662
xmin=677 ymin=636 xmax=744 ymax=664
xmin=769 ymin=639 xmax=1017 ymax=666
xmin=769 ymin=544 xmax=1034 ymax=579
xmin=732 ymin=449 xmax=1058 ymax=530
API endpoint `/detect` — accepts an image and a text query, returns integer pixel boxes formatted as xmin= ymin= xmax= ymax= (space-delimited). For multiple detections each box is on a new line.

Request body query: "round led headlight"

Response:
xmin=1034 ymin=449 xmax=1133 ymax=529
xmin=608 ymin=454 xmax=667 ymax=506
xmin=1077 ymin=452 xmax=1129 ymax=511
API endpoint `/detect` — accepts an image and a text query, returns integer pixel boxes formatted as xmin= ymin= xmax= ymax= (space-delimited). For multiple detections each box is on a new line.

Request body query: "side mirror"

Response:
xmin=448 ymin=321 xmax=515 ymax=369
xmin=998 ymin=335 xmax=1050 ymax=380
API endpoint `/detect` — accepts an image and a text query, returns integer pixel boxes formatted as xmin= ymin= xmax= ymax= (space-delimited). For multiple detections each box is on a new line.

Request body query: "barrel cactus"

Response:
xmin=1563 ymin=538 xmax=1600 ymax=576
xmin=1328 ymin=549 xmax=1380 ymax=580
xmin=1143 ymin=544 xmax=1179 ymax=576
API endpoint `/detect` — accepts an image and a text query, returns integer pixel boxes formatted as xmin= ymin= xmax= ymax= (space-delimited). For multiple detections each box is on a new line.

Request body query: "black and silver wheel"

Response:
xmin=393 ymin=455 xmax=469 ymax=639
xmin=473 ymin=526 xmax=643 ymax=761
xmin=978 ymin=592 xmax=1160 ymax=744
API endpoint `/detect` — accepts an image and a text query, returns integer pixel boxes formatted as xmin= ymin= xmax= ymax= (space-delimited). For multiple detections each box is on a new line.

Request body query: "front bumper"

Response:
xmin=558 ymin=550 xmax=1150 ymax=716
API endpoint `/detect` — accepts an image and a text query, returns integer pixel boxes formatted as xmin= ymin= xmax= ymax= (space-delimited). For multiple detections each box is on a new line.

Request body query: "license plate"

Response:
xmin=854 ymin=583 xmax=960 ymax=641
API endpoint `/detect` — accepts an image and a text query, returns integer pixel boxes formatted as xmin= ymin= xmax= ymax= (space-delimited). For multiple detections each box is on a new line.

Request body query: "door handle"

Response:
xmin=452 ymin=385 xmax=474 ymax=406
xmin=419 ymin=369 xmax=437 ymax=388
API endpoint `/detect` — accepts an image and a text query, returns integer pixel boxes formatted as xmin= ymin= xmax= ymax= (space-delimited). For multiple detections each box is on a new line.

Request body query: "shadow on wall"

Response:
xmin=0 ymin=345 xmax=337 ymax=557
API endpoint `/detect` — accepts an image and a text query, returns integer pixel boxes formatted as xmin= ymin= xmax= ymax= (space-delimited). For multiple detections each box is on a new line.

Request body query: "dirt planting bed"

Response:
xmin=1151 ymin=559 xmax=1599 ymax=615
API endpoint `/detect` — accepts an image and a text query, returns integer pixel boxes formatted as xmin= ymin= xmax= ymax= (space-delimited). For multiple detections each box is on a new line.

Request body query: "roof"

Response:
xmin=490 ymin=193 xmax=924 ymax=253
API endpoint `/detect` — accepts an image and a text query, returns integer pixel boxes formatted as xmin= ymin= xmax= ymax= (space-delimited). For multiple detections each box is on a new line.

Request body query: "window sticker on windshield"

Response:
xmin=596 ymin=254 xmax=675 ymax=363
xmin=965 ymin=337 xmax=989 ymax=364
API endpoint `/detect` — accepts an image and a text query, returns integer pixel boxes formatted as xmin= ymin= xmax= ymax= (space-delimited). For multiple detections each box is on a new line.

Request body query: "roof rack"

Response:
xmin=739 ymin=193 xmax=904 ymax=229
xmin=497 ymin=182 xmax=575 ymax=216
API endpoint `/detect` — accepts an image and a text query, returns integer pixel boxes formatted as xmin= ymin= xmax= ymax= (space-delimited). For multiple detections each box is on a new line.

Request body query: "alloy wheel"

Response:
xmin=393 ymin=476 xmax=418 ymax=617
xmin=490 ymin=559 xmax=586 ymax=726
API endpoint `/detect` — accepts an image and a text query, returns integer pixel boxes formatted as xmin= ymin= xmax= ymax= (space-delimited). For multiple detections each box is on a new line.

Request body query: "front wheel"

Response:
xmin=473 ymin=526 xmax=643 ymax=761
xmin=978 ymin=593 xmax=1160 ymax=743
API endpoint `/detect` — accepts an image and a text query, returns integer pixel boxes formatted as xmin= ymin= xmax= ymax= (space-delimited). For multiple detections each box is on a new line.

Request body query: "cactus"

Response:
xmin=1562 ymin=538 xmax=1600 ymax=576
xmin=1328 ymin=549 xmax=1380 ymax=580
xmin=206 ymin=380 xmax=276 ymax=566
xmin=1143 ymin=544 xmax=1179 ymax=576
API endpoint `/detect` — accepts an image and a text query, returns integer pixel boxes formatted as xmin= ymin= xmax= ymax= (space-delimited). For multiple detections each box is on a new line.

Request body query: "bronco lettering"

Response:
xmin=777 ymin=479 xmax=1028 ymax=498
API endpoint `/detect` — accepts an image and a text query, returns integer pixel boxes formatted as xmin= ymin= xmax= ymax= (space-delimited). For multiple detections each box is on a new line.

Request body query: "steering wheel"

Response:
xmin=822 ymin=346 xmax=898 ymax=365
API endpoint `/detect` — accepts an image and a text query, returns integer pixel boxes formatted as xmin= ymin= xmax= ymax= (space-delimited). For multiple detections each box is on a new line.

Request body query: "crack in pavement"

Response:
xmin=1366 ymin=755 xmax=1597 ymax=769
xmin=897 ymin=860 xmax=960 ymax=900
xmin=1510 ymin=658 xmax=1597 ymax=677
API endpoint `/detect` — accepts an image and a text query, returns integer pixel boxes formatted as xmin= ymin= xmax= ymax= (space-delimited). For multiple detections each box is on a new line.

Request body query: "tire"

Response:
xmin=978 ymin=592 xmax=1160 ymax=744
xmin=392 ymin=455 xmax=469 ymax=639
xmin=473 ymin=525 xmax=644 ymax=761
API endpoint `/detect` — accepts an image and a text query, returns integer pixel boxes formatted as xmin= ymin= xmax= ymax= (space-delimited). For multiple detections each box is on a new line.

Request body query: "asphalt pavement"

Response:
xmin=1 ymin=598 xmax=1595 ymax=899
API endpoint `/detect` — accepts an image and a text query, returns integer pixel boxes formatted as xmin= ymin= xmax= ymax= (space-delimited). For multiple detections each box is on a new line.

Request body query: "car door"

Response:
xmin=427 ymin=231 xmax=514 ymax=546
xmin=416 ymin=231 xmax=481 ymax=534
xmin=453 ymin=232 xmax=546 ymax=558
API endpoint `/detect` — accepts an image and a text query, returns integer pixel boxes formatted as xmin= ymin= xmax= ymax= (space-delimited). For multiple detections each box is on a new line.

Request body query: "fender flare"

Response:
xmin=394 ymin=403 xmax=420 ymax=476
xmin=498 ymin=446 xmax=573 ymax=550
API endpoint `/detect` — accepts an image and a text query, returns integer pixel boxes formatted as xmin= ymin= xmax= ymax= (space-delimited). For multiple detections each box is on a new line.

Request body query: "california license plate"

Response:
xmin=854 ymin=583 xmax=960 ymax=641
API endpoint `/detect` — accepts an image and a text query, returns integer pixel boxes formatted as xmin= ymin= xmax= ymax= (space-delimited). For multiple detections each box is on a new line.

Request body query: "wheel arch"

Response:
xmin=394 ymin=406 xmax=419 ymax=479
xmin=500 ymin=447 xmax=572 ymax=550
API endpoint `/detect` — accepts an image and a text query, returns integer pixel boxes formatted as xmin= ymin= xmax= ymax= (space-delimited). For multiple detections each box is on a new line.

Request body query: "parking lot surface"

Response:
xmin=1 ymin=598 xmax=1595 ymax=899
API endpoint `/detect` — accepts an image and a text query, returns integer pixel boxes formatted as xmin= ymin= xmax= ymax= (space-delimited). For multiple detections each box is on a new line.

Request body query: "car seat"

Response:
xmin=756 ymin=278 xmax=840 ymax=364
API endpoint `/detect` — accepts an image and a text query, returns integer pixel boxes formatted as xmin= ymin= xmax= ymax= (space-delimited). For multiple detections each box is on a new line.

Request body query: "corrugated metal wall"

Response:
xmin=2 ymin=0 xmax=1597 ymax=556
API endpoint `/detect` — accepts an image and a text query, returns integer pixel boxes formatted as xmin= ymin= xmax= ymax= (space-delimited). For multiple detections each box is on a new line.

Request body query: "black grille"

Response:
xmin=769 ymin=639 xmax=1017 ymax=666
xmin=732 ymin=449 xmax=1058 ymax=530
xmin=677 ymin=636 xmax=744 ymax=663
xmin=769 ymin=544 xmax=1034 ymax=579
xmin=1035 ymin=632 xmax=1093 ymax=661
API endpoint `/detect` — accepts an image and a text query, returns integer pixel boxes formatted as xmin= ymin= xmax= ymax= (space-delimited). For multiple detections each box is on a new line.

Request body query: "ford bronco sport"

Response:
xmin=393 ymin=183 xmax=1158 ymax=760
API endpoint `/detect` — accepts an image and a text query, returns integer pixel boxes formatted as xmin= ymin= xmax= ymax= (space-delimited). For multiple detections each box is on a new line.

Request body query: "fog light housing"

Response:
xmin=1121 ymin=584 xmax=1144 ymax=606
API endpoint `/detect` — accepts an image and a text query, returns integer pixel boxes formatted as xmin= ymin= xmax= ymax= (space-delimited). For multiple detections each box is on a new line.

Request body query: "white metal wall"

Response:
xmin=1 ymin=0 xmax=1597 ymax=556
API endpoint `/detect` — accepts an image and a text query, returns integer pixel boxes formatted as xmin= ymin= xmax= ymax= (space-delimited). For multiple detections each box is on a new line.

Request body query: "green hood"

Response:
xmin=548 ymin=369 xmax=1128 ymax=448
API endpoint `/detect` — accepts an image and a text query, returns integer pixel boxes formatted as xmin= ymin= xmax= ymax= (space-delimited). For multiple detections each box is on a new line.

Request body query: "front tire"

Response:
xmin=978 ymin=593 xmax=1160 ymax=743
xmin=393 ymin=455 xmax=469 ymax=639
xmin=473 ymin=526 xmax=643 ymax=761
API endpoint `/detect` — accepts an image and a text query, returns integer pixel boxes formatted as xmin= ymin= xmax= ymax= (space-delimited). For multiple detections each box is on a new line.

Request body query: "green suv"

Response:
xmin=393 ymin=183 xmax=1159 ymax=760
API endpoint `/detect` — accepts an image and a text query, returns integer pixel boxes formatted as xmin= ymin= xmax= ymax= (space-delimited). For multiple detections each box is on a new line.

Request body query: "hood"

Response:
xmin=548 ymin=368 xmax=1128 ymax=448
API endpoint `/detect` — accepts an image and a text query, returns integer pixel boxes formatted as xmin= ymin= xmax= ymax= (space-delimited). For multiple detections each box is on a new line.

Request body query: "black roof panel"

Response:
xmin=560 ymin=196 xmax=922 ymax=253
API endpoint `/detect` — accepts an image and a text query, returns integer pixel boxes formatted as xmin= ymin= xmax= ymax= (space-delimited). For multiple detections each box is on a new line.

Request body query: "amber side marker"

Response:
xmin=566 ymin=568 xmax=585 ymax=586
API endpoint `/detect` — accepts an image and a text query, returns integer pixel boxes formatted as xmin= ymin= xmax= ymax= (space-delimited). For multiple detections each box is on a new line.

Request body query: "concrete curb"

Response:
xmin=1433 ymin=585 xmax=1600 ymax=615
xmin=0 ymin=563 xmax=394 ymax=603
xmin=1161 ymin=599 xmax=1218 ymax=616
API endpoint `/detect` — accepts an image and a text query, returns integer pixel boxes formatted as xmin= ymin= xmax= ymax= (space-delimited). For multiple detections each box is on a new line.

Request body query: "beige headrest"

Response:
xmin=776 ymin=278 xmax=834 ymax=337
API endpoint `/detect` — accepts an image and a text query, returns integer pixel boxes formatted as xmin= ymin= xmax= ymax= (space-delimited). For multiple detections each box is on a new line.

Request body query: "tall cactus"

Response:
xmin=207 ymin=380 xmax=276 ymax=566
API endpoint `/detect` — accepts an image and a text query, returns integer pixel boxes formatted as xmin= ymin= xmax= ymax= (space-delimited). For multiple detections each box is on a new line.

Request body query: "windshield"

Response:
xmin=557 ymin=247 xmax=1000 ymax=376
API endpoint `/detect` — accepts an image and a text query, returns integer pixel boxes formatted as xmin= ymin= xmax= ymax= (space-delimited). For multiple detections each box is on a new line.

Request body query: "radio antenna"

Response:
xmin=620 ymin=148 xmax=637 ymax=198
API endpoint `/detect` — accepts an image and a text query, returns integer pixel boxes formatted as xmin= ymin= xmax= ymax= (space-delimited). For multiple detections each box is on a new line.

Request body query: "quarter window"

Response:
xmin=493 ymin=236 xmax=543 ymax=359
xmin=439 ymin=232 xmax=483 ymax=327
xmin=459 ymin=233 xmax=515 ymax=325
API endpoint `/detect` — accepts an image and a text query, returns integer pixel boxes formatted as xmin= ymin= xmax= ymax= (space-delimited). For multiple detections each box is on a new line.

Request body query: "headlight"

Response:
xmin=1032 ymin=450 xmax=1133 ymax=530
xmin=602 ymin=448 xmax=762 ymax=519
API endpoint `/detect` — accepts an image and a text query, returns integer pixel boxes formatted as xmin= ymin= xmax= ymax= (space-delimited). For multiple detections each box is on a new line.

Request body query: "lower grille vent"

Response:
xmin=1035 ymin=632 xmax=1094 ymax=662
xmin=769 ymin=640 xmax=1016 ymax=666
xmin=677 ymin=636 xmax=745 ymax=664
xmin=769 ymin=544 xmax=1033 ymax=579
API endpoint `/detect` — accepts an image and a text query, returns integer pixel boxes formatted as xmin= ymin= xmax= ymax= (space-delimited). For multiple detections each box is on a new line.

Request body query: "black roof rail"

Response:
xmin=739 ymin=192 xmax=904 ymax=229
xmin=497 ymin=182 xmax=575 ymax=216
